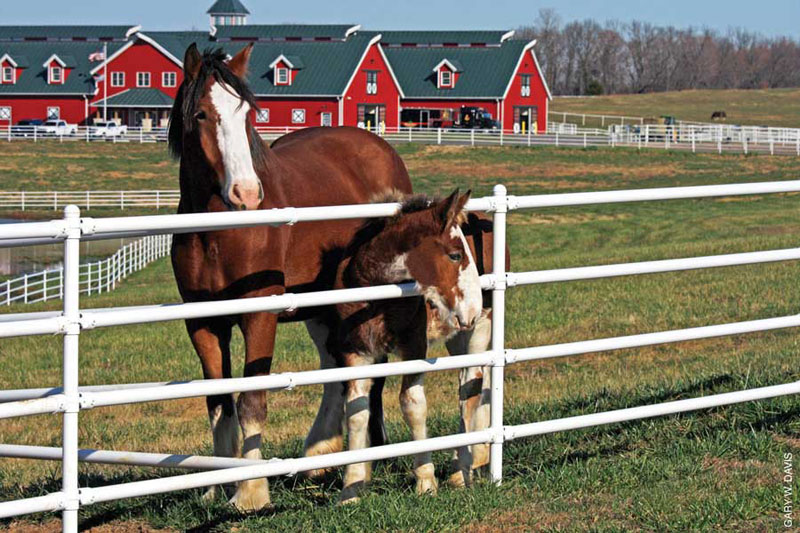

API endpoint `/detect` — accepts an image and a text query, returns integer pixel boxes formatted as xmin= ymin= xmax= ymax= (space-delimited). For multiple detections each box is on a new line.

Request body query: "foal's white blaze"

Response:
xmin=452 ymin=225 xmax=483 ymax=329
xmin=209 ymin=81 xmax=262 ymax=210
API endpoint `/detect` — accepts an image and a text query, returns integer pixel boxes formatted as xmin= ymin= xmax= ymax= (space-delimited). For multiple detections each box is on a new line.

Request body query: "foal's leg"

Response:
xmin=303 ymin=318 xmax=345 ymax=478
xmin=229 ymin=311 xmax=276 ymax=512
xmin=445 ymin=311 xmax=492 ymax=487
xmin=341 ymin=353 xmax=374 ymax=503
xmin=400 ymin=372 xmax=437 ymax=495
xmin=187 ymin=319 xmax=237 ymax=501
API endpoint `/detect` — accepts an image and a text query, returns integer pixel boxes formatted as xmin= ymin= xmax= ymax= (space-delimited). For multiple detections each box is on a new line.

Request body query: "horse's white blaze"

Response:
xmin=452 ymin=225 xmax=482 ymax=328
xmin=209 ymin=81 xmax=260 ymax=208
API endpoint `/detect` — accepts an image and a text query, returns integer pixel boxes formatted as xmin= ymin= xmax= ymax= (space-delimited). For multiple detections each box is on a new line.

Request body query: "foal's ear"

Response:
xmin=434 ymin=189 xmax=462 ymax=233
xmin=228 ymin=42 xmax=254 ymax=79
xmin=184 ymin=44 xmax=202 ymax=83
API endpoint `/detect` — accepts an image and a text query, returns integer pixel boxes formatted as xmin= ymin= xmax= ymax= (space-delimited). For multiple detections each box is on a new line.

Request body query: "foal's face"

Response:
xmin=404 ymin=191 xmax=483 ymax=331
xmin=183 ymin=44 xmax=263 ymax=211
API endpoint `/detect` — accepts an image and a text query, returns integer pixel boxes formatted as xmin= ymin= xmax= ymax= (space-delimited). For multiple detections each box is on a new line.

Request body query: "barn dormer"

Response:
xmin=43 ymin=54 xmax=73 ymax=85
xmin=269 ymin=54 xmax=303 ymax=86
xmin=433 ymin=59 xmax=462 ymax=89
xmin=0 ymin=54 xmax=20 ymax=85
xmin=208 ymin=0 xmax=249 ymax=27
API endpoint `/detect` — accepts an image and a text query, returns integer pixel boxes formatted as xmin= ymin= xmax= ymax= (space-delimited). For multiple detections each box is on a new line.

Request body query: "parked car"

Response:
xmin=11 ymin=119 xmax=44 ymax=137
xmin=40 ymin=120 xmax=78 ymax=136
xmin=90 ymin=121 xmax=128 ymax=138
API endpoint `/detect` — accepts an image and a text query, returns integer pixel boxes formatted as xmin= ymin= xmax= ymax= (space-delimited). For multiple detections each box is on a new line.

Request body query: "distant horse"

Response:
xmin=711 ymin=110 xmax=727 ymax=121
xmin=310 ymin=190 xmax=485 ymax=502
xmin=168 ymin=43 xmax=414 ymax=510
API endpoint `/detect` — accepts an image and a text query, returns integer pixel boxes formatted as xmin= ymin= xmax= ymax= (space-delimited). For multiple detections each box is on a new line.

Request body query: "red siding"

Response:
xmin=253 ymin=97 xmax=338 ymax=128
xmin=0 ymin=95 xmax=87 ymax=124
xmin=501 ymin=49 xmax=549 ymax=133
xmin=94 ymin=40 xmax=183 ymax=103
xmin=342 ymin=44 xmax=401 ymax=128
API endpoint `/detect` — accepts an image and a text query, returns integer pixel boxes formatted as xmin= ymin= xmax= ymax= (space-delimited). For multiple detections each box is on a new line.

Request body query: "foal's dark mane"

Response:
xmin=168 ymin=46 xmax=268 ymax=170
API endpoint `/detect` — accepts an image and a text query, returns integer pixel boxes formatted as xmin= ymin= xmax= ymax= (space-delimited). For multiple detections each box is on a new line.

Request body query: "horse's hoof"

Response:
xmin=201 ymin=486 xmax=219 ymax=502
xmin=303 ymin=435 xmax=344 ymax=479
xmin=447 ymin=470 xmax=468 ymax=488
xmin=416 ymin=475 xmax=438 ymax=496
xmin=229 ymin=479 xmax=271 ymax=512
xmin=339 ymin=495 xmax=361 ymax=505
xmin=471 ymin=444 xmax=490 ymax=469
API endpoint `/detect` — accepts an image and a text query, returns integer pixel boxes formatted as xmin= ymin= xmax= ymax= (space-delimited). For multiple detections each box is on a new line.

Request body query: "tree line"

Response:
xmin=516 ymin=9 xmax=800 ymax=95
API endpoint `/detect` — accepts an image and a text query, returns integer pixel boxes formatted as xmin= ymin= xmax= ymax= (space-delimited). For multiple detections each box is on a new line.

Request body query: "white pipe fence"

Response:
xmin=0 ymin=191 xmax=179 ymax=211
xmin=3 ymin=124 xmax=799 ymax=156
xmin=1 ymin=180 xmax=800 ymax=530
xmin=0 ymin=234 xmax=171 ymax=306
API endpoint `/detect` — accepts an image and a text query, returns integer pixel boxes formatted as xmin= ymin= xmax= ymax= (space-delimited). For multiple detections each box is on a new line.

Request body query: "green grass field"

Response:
xmin=2 ymin=143 xmax=800 ymax=531
xmin=551 ymin=88 xmax=800 ymax=128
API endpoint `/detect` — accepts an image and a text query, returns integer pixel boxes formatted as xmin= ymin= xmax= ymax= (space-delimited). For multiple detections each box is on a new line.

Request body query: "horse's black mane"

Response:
xmin=168 ymin=46 xmax=268 ymax=169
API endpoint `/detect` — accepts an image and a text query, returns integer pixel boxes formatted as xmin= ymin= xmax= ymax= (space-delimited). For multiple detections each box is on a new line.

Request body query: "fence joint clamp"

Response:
xmin=79 ymin=393 xmax=95 ymax=410
xmin=80 ymin=217 xmax=97 ymax=236
xmin=79 ymin=313 xmax=97 ymax=331
xmin=79 ymin=488 xmax=96 ymax=505
xmin=492 ymin=349 xmax=507 ymax=368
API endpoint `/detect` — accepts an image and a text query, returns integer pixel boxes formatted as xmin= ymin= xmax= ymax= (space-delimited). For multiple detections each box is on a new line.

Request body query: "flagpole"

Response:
xmin=103 ymin=42 xmax=108 ymax=121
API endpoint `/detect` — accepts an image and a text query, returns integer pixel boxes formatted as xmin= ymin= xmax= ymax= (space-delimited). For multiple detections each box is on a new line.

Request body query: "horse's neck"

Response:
xmin=346 ymin=232 xmax=407 ymax=287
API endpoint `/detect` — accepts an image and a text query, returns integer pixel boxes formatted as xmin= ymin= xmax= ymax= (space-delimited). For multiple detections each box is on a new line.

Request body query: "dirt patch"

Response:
xmin=512 ymin=212 xmax=631 ymax=225
xmin=701 ymin=455 xmax=772 ymax=486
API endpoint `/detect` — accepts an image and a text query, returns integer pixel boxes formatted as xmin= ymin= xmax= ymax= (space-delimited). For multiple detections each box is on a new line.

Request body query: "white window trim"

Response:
xmin=49 ymin=66 xmax=63 ymax=84
xmin=275 ymin=67 xmax=290 ymax=86
xmin=521 ymin=75 xmax=531 ymax=97
xmin=162 ymin=72 xmax=177 ymax=88
xmin=47 ymin=106 xmax=60 ymax=120
xmin=111 ymin=72 xmax=125 ymax=87
xmin=291 ymin=109 xmax=306 ymax=124
xmin=438 ymin=69 xmax=453 ymax=89
xmin=321 ymin=112 xmax=332 ymax=127
xmin=256 ymin=108 xmax=270 ymax=123
xmin=2 ymin=66 xmax=14 ymax=84
xmin=0 ymin=106 xmax=11 ymax=120
xmin=136 ymin=72 xmax=151 ymax=88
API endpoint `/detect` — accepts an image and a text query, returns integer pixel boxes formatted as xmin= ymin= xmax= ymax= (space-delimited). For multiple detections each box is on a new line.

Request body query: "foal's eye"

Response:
xmin=194 ymin=111 xmax=207 ymax=121
xmin=448 ymin=252 xmax=463 ymax=262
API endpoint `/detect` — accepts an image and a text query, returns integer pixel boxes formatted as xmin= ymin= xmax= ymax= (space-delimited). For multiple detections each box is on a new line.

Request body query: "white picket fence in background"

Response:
xmin=0 ymin=191 xmax=180 ymax=211
xmin=0 ymin=234 xmax=172 ymax=305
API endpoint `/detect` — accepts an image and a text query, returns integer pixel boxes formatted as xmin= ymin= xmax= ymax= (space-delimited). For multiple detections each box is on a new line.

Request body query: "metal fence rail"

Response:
xmin=0 ymin=191 xmax=179 ymax=211
xmin=2 ymin=124 xmax=799 ymax=157
xmin=0 ymin=234 xmax=171 ymax=305
xmin=1 ymin=180 xmax=800 ymax=531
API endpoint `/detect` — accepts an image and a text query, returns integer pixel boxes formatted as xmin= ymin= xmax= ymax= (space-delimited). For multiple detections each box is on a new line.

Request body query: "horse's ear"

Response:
xmin=183 ymin=43 xmax=202 ymax=82
xmin=433 ymin=189 xmax=460 ymax=233
xmin=228 ymin=42 xmax=254 ymax=78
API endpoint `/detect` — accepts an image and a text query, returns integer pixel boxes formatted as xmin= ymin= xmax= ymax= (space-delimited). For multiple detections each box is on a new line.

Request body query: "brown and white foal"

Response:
xmin=311 ymin=190 xmax=483 ymax=502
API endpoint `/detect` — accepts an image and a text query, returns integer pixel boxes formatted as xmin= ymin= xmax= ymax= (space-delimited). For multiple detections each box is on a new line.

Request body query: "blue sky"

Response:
xmin=2 ymin=1 xmax=798 ymax=39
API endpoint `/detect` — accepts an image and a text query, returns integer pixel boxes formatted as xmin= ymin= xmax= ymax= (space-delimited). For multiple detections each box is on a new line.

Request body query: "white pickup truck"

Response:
xmin=40 ymin=120 xmax=78 ymax=136
xmin=90 ymin=121 xmax=128 ymax=138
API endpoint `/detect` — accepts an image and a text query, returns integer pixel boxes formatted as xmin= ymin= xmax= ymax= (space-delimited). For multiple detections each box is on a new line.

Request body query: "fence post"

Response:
xmin=120 ymin=191 xmax=124 ymax=210
xmin=43 ymin=270 xmax=48 ymax=302
xmin=86 ymin=191 xmax=90 ymax=211
xmin=23 ymin=273 xmax=28 ymax=304
xmin=770 ymin=138 xmax=774 ymax=156
xmin=21 ymin=191 xmax=25 ymax=211
xmin=5 ymin=279 xmax=9 ymax=305
xmin=54 ymin=191 xmax=58 ymax=211
xmin=692 ymin=128 xmax=696 ymax=153
xmin=583 ymin=132 xmax=587 ymax=148
xmin=743 ymin=137 xmax=748 ymax=155
xmin=471 ymin=129 xmax=475 ymax=147
xmin=489 ymin=184 xmax=508 ymax=485
xmin=59 ymin=266 xmax=63 ymax=299
xmin=61 ymin=205 xmax=82 ymax=533
xmin=156 ymin=191 xmax=160 ymax=210
xmin=437 ymin=128 xmax=442 ymax=145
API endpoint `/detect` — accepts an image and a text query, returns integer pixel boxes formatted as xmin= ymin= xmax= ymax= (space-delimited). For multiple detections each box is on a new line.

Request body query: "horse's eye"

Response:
xmin=195 ymin=111 xmax=207 ymax=121
xmin=448 ymin=252 xmax=463 ymax=262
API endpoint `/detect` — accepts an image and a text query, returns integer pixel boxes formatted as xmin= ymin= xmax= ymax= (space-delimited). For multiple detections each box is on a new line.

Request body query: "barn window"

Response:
xmin=256 ymin=108 xmax=270 ymax=123
xmin=162 ymin=72 xmax=177 ymax=87
xmin=520 ymin=74 xmax=531 ymax=97
xmin=0 ymin=107 xmax=11 ymax=120
xmin=2 ymin=66 xmax=13 ymax=84
xmin=275 ymin=67 xmax=289 ymax=85
xmin=439 ymin=69 xmax=452 ymax=88
xmin=111 ymin=72 xmax=125 ymax=87
xmin=291 ymin=109 xmax=306 ymax=124
xmin=49 ymin=66 xmax=62 ymax=84
xmin=366 ymin=71 xmax=378 ymax=95
xmin=321 ymin=112 xmax=332 ymax=127
xmin=136 ymin=72 xmax=151 ymax=87
xmin=47 ymin=107 xmax=60 ymax=120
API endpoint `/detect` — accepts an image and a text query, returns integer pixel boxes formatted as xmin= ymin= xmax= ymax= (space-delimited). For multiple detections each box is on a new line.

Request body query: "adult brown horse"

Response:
xmin=168 ymin=43 xmax=413 ymax=510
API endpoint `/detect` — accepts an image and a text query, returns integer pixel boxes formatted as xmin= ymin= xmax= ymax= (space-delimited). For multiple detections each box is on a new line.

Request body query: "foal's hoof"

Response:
xmin=447 ymin=470 xmax=468 ymax=488
xmin=416 ymin=475 xmax=438 ymax=496
xmin=303 ymin=435 xmax=344 ymax=479
xmin=229 ymin=479 xmax=271 ymax=513
xmin=201 ymin=486 xmax=220 ymax=502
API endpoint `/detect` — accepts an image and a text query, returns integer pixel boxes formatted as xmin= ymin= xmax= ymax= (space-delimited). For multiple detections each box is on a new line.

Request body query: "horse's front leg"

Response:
xmin=186 ymin=318 xmax=237 ymax=502
xmin=400 ymin=372 xmax=437 ymax=495
xmin=445 ymin=310 xmax=492 ymax=487
xmin=230 ymin=311 xmax=276 ymax=512
xmin=341 ymin=352 xmax=373 ymax=503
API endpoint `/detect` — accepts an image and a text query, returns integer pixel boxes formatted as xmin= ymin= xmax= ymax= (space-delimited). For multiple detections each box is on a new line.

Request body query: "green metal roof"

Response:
xmin=207 ymin=0 xmax=250 ymax=15
xmin=92 ymin=88 xmax=174 ymax=108
xmin=383 ymin=41 xmax=529 ymax=98
xmin=213 ymin=25 xmax=358 ymax=42
xmin=379 ymin=30 xmax=513 ymax=46
xmin=139 ymin=31 xmax=212 ymax=64
xmin=0 ymin=41 xmax=126 ymax=95
xmin=0 ymin=26 xmax=136 ymax=42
